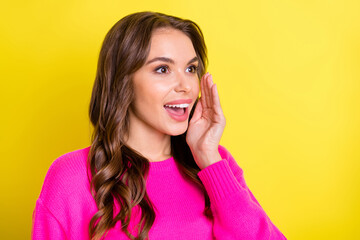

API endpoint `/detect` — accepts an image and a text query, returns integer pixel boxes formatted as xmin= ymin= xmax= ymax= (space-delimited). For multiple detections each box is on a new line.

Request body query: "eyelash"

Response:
xmin=154 ymin=65 xmax=198 ymax=74
xmin=187 ymin=65 xmax=198 ymax=73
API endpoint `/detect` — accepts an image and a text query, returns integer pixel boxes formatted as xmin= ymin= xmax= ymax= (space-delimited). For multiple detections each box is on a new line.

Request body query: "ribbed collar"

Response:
xmin=149 ymin=156 xmax=178 ymax=172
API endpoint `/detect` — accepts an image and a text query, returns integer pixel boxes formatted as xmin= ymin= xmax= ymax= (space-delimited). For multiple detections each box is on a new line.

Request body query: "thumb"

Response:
xmin=189 ymin=98 xmax=203 ymax=124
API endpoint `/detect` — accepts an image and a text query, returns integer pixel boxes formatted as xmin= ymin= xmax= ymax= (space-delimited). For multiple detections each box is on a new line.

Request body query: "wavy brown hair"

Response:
xmin=87 ymin=11 xmax=211 ymax=240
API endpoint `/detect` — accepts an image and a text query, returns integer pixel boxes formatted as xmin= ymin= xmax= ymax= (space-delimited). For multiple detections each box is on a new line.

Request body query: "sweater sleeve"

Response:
xmin=32 ymin=198 xmax=68 ymax=240
xmin=197 ymin=145 xmax=286 ymax=240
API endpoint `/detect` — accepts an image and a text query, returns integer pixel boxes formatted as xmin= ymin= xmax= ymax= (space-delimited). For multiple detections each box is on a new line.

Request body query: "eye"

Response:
xmin=186 ymin=65 xmax=198 ymax=73
xmin=155 ymin=65 xmax=170 ymax=74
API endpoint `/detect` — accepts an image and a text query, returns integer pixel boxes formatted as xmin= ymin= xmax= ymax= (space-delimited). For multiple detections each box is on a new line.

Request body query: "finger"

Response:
xmin=208 ymin=74 xmax=215 ymax=107
xmin=190 ymin=98 xmax=203 ymax=123
xmin=200 ymin=73 xmax=208 ymax=109
xmin=212 ymin=83 xmax=224 ymax=116
xmin=200 ymin=73 xmax=204 ymax=108
xmin=205 ymin=73 xmax=212 ymax=109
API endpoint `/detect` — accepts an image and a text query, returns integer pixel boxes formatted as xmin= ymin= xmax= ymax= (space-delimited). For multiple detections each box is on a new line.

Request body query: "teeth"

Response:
xmin=164 ymin=103 xmax=189 ymax=108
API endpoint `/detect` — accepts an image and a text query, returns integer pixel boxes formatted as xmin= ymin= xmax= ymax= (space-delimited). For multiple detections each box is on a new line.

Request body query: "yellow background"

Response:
xmin=1 ymin=0 xmax=359 ymax=239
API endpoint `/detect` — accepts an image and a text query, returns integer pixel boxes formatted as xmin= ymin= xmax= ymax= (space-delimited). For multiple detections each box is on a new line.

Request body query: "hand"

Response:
xmin=186 ymin=73 xmax=226 ymax=170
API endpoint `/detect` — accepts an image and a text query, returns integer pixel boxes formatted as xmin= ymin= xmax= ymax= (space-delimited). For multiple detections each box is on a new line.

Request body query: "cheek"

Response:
xmin=131 ymin=84 xmax=152 ymax=112
xmin=135 ymin=83 xmax=165 ymax=108
xmin=193 ymin=80 xmax=200 ymax=95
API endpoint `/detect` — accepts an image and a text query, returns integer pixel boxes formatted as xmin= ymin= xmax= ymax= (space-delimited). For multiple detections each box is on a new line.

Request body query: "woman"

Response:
xmin=32 ymin=11 xmax=286 ymax=240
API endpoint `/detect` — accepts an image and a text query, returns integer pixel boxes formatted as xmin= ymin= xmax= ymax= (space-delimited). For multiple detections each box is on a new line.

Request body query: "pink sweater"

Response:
xmin=32 ymin=145 xmax=286 ymax=240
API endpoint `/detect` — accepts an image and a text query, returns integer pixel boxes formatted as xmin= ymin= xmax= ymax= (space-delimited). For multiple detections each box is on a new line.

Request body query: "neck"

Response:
xmin=124 ymin=124 xmax=172 ymax=163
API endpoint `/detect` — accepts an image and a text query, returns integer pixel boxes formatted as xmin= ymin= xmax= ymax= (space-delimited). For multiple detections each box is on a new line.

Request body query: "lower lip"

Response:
xmin=164 ymin=106 xmax=189 ymax=122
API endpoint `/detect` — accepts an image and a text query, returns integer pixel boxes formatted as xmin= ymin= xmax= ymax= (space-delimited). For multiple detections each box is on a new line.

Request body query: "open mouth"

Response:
xmin=163 ymin=104 xmax=189 ymax=116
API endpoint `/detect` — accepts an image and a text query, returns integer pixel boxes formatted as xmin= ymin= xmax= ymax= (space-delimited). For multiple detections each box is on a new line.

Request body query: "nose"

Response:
xmin=174 ymin=72 xmax=192 ymax=93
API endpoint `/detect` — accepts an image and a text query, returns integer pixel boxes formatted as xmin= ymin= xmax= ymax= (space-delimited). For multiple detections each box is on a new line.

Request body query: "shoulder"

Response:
xmin=44 ymin=146 xmax=91 ymax=183
xmin=38 ymin=146 xmax=92 ymax=203
xmin=34 ymin=146 xmax=97 ymax=235
xmin=47 ymin=146 xmax=91 ymax=174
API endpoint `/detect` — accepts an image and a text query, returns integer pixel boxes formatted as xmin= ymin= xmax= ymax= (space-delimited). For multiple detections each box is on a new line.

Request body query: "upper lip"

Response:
xmin=164 ymin=99 xmax=192 ymax=105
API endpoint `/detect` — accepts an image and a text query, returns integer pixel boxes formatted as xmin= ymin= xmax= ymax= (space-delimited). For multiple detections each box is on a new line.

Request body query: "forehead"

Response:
xmin=147 ymin=27 xmax=196 ymax=60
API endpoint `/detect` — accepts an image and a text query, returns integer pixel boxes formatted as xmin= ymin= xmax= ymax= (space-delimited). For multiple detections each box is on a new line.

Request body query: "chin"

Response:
xmin=168 ymin=124 xmax=188 ymax=136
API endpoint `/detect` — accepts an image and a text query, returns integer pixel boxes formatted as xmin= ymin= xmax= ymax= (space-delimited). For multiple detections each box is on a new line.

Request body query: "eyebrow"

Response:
xmin=145 ymin=56 xmax=199 ymax=65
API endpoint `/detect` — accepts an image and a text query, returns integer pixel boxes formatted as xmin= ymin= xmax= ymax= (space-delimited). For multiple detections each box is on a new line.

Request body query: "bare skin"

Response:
xmin=187 ymin=73 xmax=226 ymax=169
xmin=125 ymin=28 xmax=226 ymax=169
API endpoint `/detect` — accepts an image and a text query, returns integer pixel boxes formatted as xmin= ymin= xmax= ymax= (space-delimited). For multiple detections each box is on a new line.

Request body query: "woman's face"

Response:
xmin=128 ymin=27 xmax=200 ymax=137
